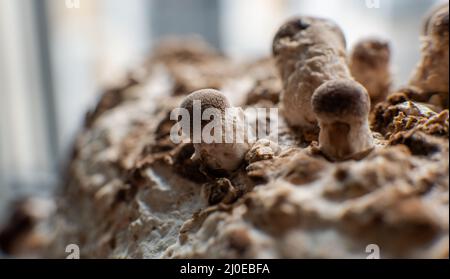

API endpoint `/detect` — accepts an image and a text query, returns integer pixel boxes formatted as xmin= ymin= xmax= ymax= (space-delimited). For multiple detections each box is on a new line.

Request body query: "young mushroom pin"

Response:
xmin=312 ymin=79 xmax=374 ymax=161
xmin=272 ymin=16 xmax=351 ymax=133
xmin=179 ymin=89 xmax=252 ymax=173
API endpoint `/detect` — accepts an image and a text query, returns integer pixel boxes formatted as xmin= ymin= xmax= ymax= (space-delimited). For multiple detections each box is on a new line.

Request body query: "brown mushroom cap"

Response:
xmin=180 ymin=89 xmax=231 ymax=115
xmin=312 ymin=80 xmax=370 ymax=123
xmin=272 ymin=16 xmax=346 ymax=56
xmin=351 ymin=38 xmax=390 ymax=68
xmin=180 ymin=89 xmax=231 ymax=132
xmin=423 ymin=3 xmax=449 ymax=38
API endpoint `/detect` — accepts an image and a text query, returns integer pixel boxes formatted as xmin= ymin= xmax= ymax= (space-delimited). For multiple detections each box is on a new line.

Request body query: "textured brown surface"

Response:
xmin=30 ymin=35 xmax=449 ymax=259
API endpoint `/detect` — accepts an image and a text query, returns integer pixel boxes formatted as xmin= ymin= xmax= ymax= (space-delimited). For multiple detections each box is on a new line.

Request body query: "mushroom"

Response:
xmin=422 ymin=2 xmax=449 ymax=37
xmin=350 ymin=38 xmax=392 ymax=108
xmin=409 ymin=3 xmax=449 ymax=107
xmin=312 ymin=79 xmax=374 ymax=161
xmin=179 ymin=89 xmax=252 ymax=172
xmin=272 ymin=16 xmax=351 ymax=133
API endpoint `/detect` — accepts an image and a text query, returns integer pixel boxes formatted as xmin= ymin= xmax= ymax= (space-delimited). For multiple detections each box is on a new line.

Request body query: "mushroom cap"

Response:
xmin=272 ymin=16 xmax=346 ymax=56
xmin=423 ymin=3 xmax=449 ymax=38
xmin=180 ymin=88 xmax=231 ymax=115
xmin=351 ymin=38 xmax=390 ymax=68
xmin=312 ymin=79 xmax=370 ymax=123
xmin=180 ymin=89 xmax=231 ymax=132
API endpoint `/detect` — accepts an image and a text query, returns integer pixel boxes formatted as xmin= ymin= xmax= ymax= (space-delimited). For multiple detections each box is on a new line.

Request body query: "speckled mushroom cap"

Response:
xmin=272 ymin=16 xmax=346 ymax=57
xmin=423 ymin=3 xmax=449 ymax=39
xmin=180 ymin=89 xmax=231 ymax=114
xmin=312 ymin=79 xmax=370 ymax=124
xmin=180 ymin=89 xmax=231 ymax=132
xmin=351 ymin=38 xmax=390 ymax=68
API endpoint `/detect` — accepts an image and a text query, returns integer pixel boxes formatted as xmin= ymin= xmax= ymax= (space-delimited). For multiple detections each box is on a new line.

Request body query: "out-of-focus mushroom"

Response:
xmin=409 ymin=3 xmax=449 ymax=108
xmin=350 ymin=38 xmax=392 ymax=108
xmin=272 ymin=16 xmax=350 ymax=133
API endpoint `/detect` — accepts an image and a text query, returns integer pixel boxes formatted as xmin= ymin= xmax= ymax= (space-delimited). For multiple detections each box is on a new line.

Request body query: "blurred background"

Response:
xmin=0 ymin=0 xmax=447 ymax=221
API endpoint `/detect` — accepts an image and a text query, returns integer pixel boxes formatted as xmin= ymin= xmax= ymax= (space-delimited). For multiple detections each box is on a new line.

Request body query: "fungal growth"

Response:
xmin=409 ymin=3 xmax=449 ymax=108
xmin=312 ymin=80 xmax=374 ymax=161
xmin=179 ymin=89 xmax=252 ymax=172
xmin=272 ymin=16 xmax=351 ymax=132
xmin=350 ymin=38 xmax=392 ymax=108
xmin=35 ymin=7 xmax=450 ymax=260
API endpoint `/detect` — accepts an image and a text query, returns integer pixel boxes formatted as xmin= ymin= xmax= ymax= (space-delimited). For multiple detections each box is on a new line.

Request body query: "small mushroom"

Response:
xmin=409 ymin=3 xmax=449 ymax=104
xmin=179 ymin=89 xmax=252 ymax=172
xmin=272 ymin=16 xmax=350 ymax=132
xmin=350 ymin=38 xmax=392 ymax=108
xmin=312 ymin=79 xmax=374 ymax=161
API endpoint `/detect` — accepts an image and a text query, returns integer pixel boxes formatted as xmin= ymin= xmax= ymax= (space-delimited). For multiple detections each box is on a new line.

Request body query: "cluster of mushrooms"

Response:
xmin=178 ymin=4 xmax=449 ymax=173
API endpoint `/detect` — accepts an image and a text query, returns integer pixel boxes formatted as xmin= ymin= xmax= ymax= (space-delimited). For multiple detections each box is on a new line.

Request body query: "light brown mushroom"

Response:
xmin=409 ymin=3 xmax=449 ymax=107
xmin=179 ymin=89 xmax=252 ymax=172
xmin=350 ymin=38 xmax=392 ymax=108
xmin=312 ymin=79 xmax=374 ymax=161
xmin=272 ymin=16 xmax=351 ymax=133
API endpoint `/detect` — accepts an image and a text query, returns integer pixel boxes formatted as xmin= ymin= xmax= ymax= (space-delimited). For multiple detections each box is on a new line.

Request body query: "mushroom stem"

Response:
xmin=272 ymin=16 xmax=351 ymax=132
